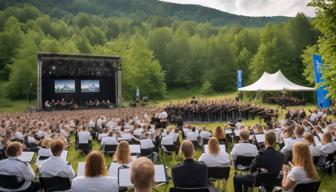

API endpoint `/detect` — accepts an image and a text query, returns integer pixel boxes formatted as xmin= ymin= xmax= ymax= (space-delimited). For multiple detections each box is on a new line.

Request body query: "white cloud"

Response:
xmin=159 ymin=0 xmax=315 ymax=17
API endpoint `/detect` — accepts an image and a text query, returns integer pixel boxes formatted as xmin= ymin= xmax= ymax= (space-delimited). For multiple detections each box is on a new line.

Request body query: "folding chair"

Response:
xmin=169 ymin=187 xmax=209 ymax=192
xmin=208 ymin=167 xmax=230 ymax=190
xmin=0 ymin=175 xmax=25 ymax=189
xmin=141 ymin=148 xmax=154 ymax=157
xmin=234 ymin=156 xmax=255 ymax=175
xmin=253 ymin=172 xmax=282 ymax=192
xmin=77 ymin=143 xmax=92 ymax=155
xmin=293 ymin=181 xmax=321 ymax=192
xmin=39 ymin=177 xmax=71 ymax=192
xmin=103 ymin=144 xmax=118 ymax=156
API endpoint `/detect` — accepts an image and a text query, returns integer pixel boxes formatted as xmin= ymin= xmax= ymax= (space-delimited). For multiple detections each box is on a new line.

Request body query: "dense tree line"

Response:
xmin=0 ymin=4 xmax=320 ymax=101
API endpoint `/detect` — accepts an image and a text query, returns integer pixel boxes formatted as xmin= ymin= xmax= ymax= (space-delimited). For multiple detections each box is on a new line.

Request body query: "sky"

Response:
xmin=160 ymin=0 xmax=315 ymax=17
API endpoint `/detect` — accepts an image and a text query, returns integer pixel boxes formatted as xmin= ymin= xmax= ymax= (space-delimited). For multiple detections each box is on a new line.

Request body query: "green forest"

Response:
xmin=0 ymin=0 xmax=334 ymax=102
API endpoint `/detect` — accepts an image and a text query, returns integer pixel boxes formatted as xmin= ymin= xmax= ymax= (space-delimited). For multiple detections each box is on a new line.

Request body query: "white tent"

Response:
xmin=238 ymin=70 xmax=315 ymax=91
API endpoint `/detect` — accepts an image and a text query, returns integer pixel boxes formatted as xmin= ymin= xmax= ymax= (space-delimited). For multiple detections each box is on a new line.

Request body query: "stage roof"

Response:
xmin=238 ymin=70 xmax=315 ymax=91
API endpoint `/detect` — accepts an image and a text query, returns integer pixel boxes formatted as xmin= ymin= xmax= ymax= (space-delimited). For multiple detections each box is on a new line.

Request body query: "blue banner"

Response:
xmin=237 ymin=70 xmax=243 ymax=89
xmin=313 ymin=54 xmax=330 ymax=108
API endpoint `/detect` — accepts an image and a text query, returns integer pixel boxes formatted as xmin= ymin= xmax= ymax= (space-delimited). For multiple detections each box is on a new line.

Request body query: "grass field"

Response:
xmin=1 ymin=89 xmax=335 ymax=191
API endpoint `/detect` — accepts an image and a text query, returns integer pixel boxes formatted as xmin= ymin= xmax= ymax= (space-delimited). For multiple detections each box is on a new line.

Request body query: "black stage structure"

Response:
xmin=37 ymin=53 xmax=122 ymax=110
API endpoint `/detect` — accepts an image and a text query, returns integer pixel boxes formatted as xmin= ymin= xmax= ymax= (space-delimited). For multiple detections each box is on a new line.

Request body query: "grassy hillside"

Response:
xmin=0 ymin=0 xmax=288 ymax=27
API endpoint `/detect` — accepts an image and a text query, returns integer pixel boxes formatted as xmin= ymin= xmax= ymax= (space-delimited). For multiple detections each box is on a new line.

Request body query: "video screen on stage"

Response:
xmin=81 ymin=80 xmax=100 ymax=93
xmin=54 ymin=80 xmax=75 ymax=93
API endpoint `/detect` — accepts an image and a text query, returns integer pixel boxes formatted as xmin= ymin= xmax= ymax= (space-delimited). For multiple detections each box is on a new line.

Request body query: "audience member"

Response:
xmin=199 ymin=137 xmax=230 ymax=167
xmin=131 ymin=157 xmax=155 ymax=192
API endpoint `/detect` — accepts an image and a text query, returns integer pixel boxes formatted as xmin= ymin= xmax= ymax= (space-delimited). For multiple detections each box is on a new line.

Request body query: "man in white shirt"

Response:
xmin=100 ymin=132 xmax=118 ymax=147
xmin=40 ymin=139 xmax=75 ymax=179
xmin=140 ymin=133 xmax=155 ymax=149
xmin=158 ymin=110 xmax=168 ymax=120
xmin=78 ymin=127 xmax=92 ymax=144
xmin=310 ymin=110 xmax=318 ymax=122
xmin=281 ymin=126 xmax=305 ymax=160
xmin=230 ymin=129 xmax=258 ymax=161
xmin=0 ymin=142 xmax=38 ymax=192
xmin=186 ymin=127 xmax=199 ymax=141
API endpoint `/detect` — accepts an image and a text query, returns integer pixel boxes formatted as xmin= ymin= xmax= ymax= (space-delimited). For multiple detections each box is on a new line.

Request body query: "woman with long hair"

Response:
xmin=113 ymin=141 xmax=132 ymax=164
xmin=198 ymin=137 xmax=230 ymax=167
xmin=213 ymin=126 xmax=226 ymax=144
xmin=282 ymin=142 xmax=320 ymax=192
xmin=72 ymin=151 xmax=118 ymax=192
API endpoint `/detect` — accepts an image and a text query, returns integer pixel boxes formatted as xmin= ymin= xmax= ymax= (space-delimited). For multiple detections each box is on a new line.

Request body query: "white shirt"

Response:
xmin=171 ymin=132 xmax=179 ymax=142
xmin=71 ymin=176 xmax=118 ymax=192
xmin=39 ymin=155 xmax=75 ymax=179
xmin=199 ymin=152 xmax=230 ymax=167
xmin=27 ymin=136 xmax=38 ymax=144
xmin=98 ymin=133 xmax=108 ymax=141
xmin=281 ymin=137 xmax=304 ymax=154
xmin=230 ymin=142 xmax=258 ymax=160
xmin=78 ymin=131 xmax=92 ymax=144
xmin=286 ymin=167 xmax=313 ymax=192
xmin=101 ymin=136 xmax=118 ymax=146
xmin=309 ymin=144 xmax=322 ymax=157
xmin=199 ymin=131 xmax=211 ymax=139
xmin=186 ymin=131 xmax=199 ymax=141
xmin=310 ymin=113 xmax=318 ymax=122
xmin=161 ymin=135 xmax=174 ymax=145
xmin=140 ymin=138 xmax=154 ymax=149
xmin=320 ymin=142 xmax=336 ymax=156
xmin=158 ymin=111 xmax=168 ymax=119
xmin=0 ymin=157 xmax=35 ymax=192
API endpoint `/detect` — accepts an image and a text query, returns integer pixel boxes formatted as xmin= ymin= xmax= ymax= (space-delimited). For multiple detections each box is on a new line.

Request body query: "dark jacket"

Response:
xmin=172 ymin=159 xmax=208 ymax=188
xmin=251 ymin=147 xmax=284 ymax=174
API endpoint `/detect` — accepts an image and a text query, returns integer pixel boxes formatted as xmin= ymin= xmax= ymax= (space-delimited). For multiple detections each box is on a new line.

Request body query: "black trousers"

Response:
xmin=233 ymin=175 xmax=255 ymax=192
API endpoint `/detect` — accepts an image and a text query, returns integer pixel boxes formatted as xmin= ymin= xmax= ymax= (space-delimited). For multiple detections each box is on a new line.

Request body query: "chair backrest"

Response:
xmin=293 ymin=181 xmax=321 ymax=192
xmin=235 ymin=156 xmax=255 ymax=167
xmin=208 ymin=167 xmax=230 ymax=180
xmin=141 ymin=148 xmax=154 ymax=156
xmin=0 ymin=175 xmax=25 ymax=189
xmin=202 ymin=138 xmax=209 ymax=145
xmin=104 ymin=144 xmax=117 ymax=152
xmin=163 ymin=144 xmax=177 ymax=152
xmin=40 ymin=177 xmax=71 ymax=191
xmin=255 ymin=172 xmax=281 ymax=188
xmin=169 ymin=187 xmax=209 ymax=192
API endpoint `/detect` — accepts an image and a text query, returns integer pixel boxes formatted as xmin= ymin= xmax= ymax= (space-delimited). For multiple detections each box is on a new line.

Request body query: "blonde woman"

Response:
xmin=282 ymin=142 xmax=320 ymax=192
xmin=109 ymin=141 xmax=133 ymax=177
xmin=72 ymin=151 xmax=118 ymax=192
xmin=213 ymin=126 xmax=226 ymax=144
xmin=198 ymin=137 xmax=230 ymax=167
xmin=38 ymin=138 xmax=52 ymax=158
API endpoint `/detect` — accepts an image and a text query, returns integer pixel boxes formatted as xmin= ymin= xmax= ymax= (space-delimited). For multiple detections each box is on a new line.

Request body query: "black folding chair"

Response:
xmin=208 ymin=167 xmax=230 ymax=190
xmin=253 ymin=172 xmax=282 ymax=192
xmin=0 ymin=175 xmax=25 ymax=189
xmin=141 ymin=148 xmax=154 ymax=157
xmin=202 ymin=138 xmax=210 ymax=145
xmin=103 ymin=144 xmax=118 ymax=155
xmin=39 ymin=156 xmax=50 ymax=161
xmin=234 ymin=156 xmax=255 ymax=175
xmin=39 ymin=177 xmax=71 ymax=192
xmin=293 ymin=181 xmax=321 ymax=192
xmin=77 ymin=143 xmax=92 ymax=154
xmin=191 ymin=140 xmax=200 ymax=149
xmin=169 ymin=187 xmax=209 ymax=192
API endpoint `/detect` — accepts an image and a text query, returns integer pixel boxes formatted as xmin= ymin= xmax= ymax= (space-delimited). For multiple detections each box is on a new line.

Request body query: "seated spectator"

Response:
xmin=100 ymin=132 xmax=118 ymax=147
xmin=72 ymin=151 xmax=118 ymax=192
xmin=77 ymin=127 xmax=92 ymax=144
xmin=303 ymin=133 xmax=321 ymax=157
xmin=39 ymin=139 xmax=75 ymax=179
xmin=140 ymin=133 xmax=154 ymax=149
xmin=199 ymin=127 xmax=212 ymax=140
xmin=131 ymin=157 xmax=155 ymax=192
xmin=0 ymin=142 xmax=38 ymax=192
xmin=230 ymin=129 xmax=258 ymax=161
xmin=113 ymin=141 xmax=132 ymax=165
xmin=234 ymin=131 xmax=284 ymax=192
xmin=282 ymin=142 xmax=319 ymax=191
xmin=172 ymin=140 xmax=208 ymax=188
xmin=213 ymin=126 xmax=226 ymax=144
xmin=199 ymin=137 xmax=230 ymax=167
xmin=38 ymin=138 xmax=52 ymax=158
xmin=186 ymin=127 xmax=199 ymax=141
xmin=320 ymin=132 xmax=336 ymax=156
xmin=281 ymin=126 xmax=305 ymax=158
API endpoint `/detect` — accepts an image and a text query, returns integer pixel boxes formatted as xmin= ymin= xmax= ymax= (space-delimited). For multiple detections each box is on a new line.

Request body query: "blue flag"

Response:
xmin=237 ymin=70 xmax=243 ymax=89
xmin=313 ymin=54 xmax=330 ymax=108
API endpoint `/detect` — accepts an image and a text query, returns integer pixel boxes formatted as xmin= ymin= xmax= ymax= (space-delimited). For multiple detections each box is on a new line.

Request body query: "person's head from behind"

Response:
xmin=303 ymin=132 xmax=315 ymax=145
xmin=6 ymin=142 xmax=23 ymax=157
xmin=239 ymin=129 xmax=250 ymax=142
xmin=51 ymin=139 xmax=64 ymax=156
xmin=292 ymin=142 xmax=319 ymax=181
xmin=322 ymin=132 xmax=332 ymax=145
xmin=214 ymin=126 xmax=225 ymax=140
xmin=294 ymin=126 xmax=305 ymax=138
xmin=114 ymin=141 xmax=131 ymax=164
xmin=264 ymin=131 xmax=276 ymax=147
xmin=180 ymin=140 xmax=194 ymax=159
xmin=131 ymin=157 xmax=154 ymax=192
xmin=41 ymin=138 xmax=52 ymax=148
xmin=208 ymin=137 xmax=220 ymax=155
xmin=85 ymin=151 xmax=107 ymax=177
